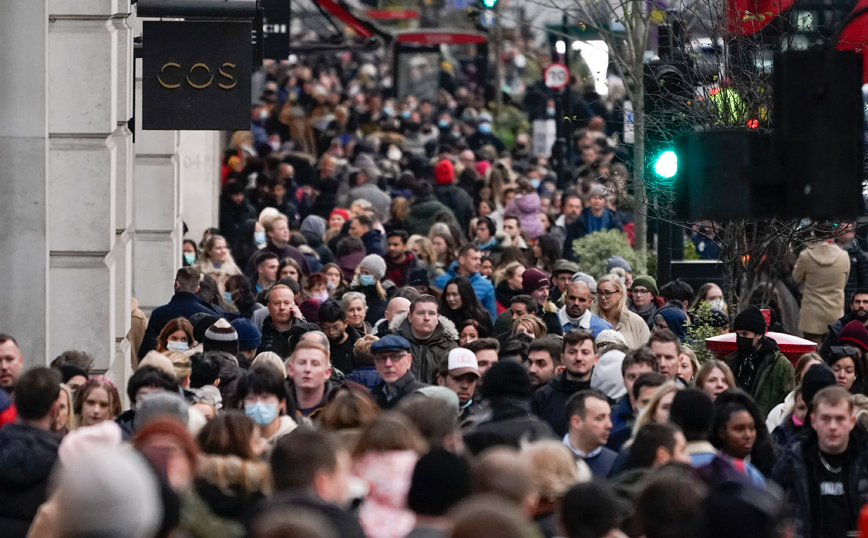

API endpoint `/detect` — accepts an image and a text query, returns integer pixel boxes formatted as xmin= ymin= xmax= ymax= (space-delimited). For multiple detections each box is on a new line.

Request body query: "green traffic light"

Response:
xmin=482 ymin=0 xmax=497 ymax=8
xmin=654 ymin=150 xmax=678 ymax=179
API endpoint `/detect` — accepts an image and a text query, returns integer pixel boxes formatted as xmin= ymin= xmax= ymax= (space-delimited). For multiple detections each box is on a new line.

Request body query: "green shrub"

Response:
xmin=686 ymin=301 xmax=724 ymax=364
xmin=571 ymin=230 xmax=641 ymax=279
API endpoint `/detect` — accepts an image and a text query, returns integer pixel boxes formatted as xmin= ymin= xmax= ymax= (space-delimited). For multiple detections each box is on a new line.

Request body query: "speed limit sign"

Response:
xmin=544 ymin=63 xmax=570 ymax=90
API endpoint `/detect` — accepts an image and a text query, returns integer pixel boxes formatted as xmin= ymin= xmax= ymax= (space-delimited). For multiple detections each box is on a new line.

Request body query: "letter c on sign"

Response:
xmin=187 ymin=63 xmax=213 ymax=89
xmin=158 ymin=62 xmax=181 ymax=89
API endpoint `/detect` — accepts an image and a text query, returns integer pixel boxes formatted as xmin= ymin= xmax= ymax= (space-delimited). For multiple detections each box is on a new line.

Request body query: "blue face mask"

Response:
xmin=359 ymin=274 xmax=376 ymax=286
xmin=479 ymin=122 xmax=492 ymax=134
xmin=183 ymin=252 xmax=196 ymax=265
xmin=254 ymin=231 xmax=267 ymax=246
xmin=383 ymin=106 xmax=394 ymax=117
xmin=222 ymin=291 xmax=234 ymax=304
xmin=438 ymin=119 xmax=450 ymax=129
xmin=166 ymin=341 xmax=188 ymax=352
xmin=546 ymin=107 xmax=556 ymax=117
xmin=401 ymin=110 xmax=411 ymax=119
xmin=530 ymin=178 xmax=541 ymax=189
xmin=246 ymin=401 xmax=279 ymax=427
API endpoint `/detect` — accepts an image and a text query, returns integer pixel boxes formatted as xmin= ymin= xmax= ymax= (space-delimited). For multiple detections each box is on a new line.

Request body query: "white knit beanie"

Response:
xmin=359 ymin=254 xmax=386 ymax=281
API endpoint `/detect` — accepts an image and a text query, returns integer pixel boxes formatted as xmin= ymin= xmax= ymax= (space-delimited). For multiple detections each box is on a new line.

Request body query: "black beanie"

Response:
xmin=58 ymin=364 xmax=87 ymax=384
xmin=407 ymin=449 xmax=472 ymax=516
xmin=669 ymin=388 xmax=714 ymax=442
xmin=480 ymin=361 xmax=532 ymax=400
xmin=733 ymin=306 xmax=767 ymax=334
xmin=191 ymin=313 xmax=220 ymax=343
xmin=801 ymin=364 xmax=836 ymax=408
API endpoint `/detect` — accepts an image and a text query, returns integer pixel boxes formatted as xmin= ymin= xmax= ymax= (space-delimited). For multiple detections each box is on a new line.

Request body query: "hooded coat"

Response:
xmin=389 ymin=312 xmax=459 ymax=384
xmin=0 ymin=424 xmax=59 ymax=538
xmin=505 ymin=192 xmax=544 ymax=239
xmin=725 ymin=336 xmax=795 ymax=418
xmin=404 ymin=197 xmax=459 ymax=237
xmin=793 ymin=241 xmax=851 ymax=335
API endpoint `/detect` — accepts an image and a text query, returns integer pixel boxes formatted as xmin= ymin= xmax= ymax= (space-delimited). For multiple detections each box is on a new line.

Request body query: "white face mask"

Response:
xmin=388 ymin=148 xmax=402 ymax=161
xmin=709 ymin=298 xmax=726 ymax=312
xmin=167 ymin=341 xmax=189 ymax=352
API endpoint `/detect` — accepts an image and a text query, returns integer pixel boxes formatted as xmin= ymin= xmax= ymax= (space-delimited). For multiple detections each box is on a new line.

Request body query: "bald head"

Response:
xmin=385 ymin=297 xmax=411 ymax=322
xmin=299 ymin=331 xmax=330 ymax=352
xmin=565 ymin=281 xmax=593 ymax=319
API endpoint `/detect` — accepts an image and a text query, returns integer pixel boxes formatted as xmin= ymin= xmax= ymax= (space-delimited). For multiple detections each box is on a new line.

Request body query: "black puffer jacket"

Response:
xmin=531 ymin=373 xmax=592 ymax=437
xmin=463 ymin=398 xmax=556 ymax=455
xmin=0 ymin=424 xmax=60 ymax=538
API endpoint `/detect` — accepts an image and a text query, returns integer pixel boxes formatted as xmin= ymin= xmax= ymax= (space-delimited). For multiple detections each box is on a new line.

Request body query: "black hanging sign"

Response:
xmin=142 ymin=21 xmax=252 ymax=130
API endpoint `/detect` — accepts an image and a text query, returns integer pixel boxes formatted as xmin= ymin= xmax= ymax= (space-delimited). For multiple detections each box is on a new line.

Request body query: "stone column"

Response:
xmin=131 ymin=7 xmax=183 ymax=315
xmin=179 ymin=130 xmax=223 ymax=242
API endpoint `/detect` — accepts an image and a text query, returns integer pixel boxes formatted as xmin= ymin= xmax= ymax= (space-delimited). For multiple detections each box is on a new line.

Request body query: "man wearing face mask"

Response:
xmin=467 ymin=112 xmax=505 ymax=152
xmin=821 ymin=289 xmax=868 ymax=359
xmin=238 ymin=367 xmax=298 ymax=453
xmin=725 ymin=306 xmax=794 ymax=417
xmin=317 ymin=301 xmax=361 ymax=375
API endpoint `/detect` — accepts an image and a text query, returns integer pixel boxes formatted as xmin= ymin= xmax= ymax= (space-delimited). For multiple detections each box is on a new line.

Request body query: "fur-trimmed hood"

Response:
xmin=388 ymin=311 xmax=459 ymax=341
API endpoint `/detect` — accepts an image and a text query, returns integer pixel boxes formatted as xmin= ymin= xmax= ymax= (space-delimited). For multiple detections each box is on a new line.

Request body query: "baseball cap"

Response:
xmin=446 ymin=348 xmax=479 ymax=377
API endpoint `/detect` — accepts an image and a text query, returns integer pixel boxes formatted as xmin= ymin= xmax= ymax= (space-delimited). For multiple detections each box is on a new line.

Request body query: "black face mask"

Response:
xmin=736 ymin=335 xmax=757 ymax=355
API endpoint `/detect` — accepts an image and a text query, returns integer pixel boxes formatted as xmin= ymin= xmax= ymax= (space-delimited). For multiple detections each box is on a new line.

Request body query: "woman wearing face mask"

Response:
xmin=183 ymin=240 xmax=199 ymax=267
xmin=770 ymin=386 xmax=808 ymax=450
xmin=504 ymin=179 xmax=544 ymax=239
xmin=195 ymin=235 xmax=241 ymax=294
xmin=156 ymin=318 xmax=196 ymax=354
xmin=691 ymin=283 xmax=726 ymax=314
xmin=304 ymin=273 xmax=332 ymax=303
xmin=322 ymin=262 xmax=348 ymax=296
xmin=346 ymin=255 xmax=389 ymax=326
xmin=224 ymin=274 xmax=266 ymax=320
xmin=231 ymin=219 xmax=267 ymax=273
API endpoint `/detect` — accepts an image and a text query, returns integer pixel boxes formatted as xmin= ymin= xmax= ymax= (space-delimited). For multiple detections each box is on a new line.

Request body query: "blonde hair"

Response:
xmin=252 ymin=351 xmax=288 ymax=377
xmin=411 ymin=236 xmax=437 ymax=265
xmin=631 ymin=382 xmax=682 ymax=442
xmin=289 ymin=339 xmax=331 ymax=365
xmin=495 ymin=261 xmax=525 ymax=287
xmin=199 ymin=234 xmax=236 ymax=265
xmin=596 ymin=274 xmax=627 ymax=316
xmin=512 ymin=315 xmax=546 ymax=338
xmin=258 ymin=207 xmax=281 ymax=229
xmin=680 ymin=347 xmax=699 ymax=382
xmin=164 ymin=351 xmax=192 ymax=381
xmin=521 ymin=440 xmax=590 ymax=501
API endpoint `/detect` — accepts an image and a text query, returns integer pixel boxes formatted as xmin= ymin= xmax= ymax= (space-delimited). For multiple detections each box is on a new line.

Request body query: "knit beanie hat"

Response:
xmin=481 ymin=360 xmax=532 ymax=400
xmin=330 ymin=208 xmax=350 ymax=222
xmin=669 ymin=388 xmax=714 ymax=441
xmin=139 ymin=351 xmax=176 ymax=377
xmin=522 ymin=268 xmax=550 ymax=295
xmin=58 ymin=421 xmax=123 ymax=464
xmin=801 ymin=363 xmax=836 ymax=408
xmin=407 ymin=449 xmax=472 ymax=516
xmin=591 ymin=349 xmax=627 ymax=400
xmin=733 ymin=306 xmax=766 ymax=334
xmin=299 ymin=298 xmax=322 ymax=324
xmin=359 ymin=254 xmax=387 ymax=281
xmin=656 ymin=306 xmax=689 ymax=343
xmin=571 ymin=272 xmax=597 ymax=293
xmin=55 ymin=448 xmax=161 ymax=538
xmin=203 ymin=318 xmax=239 ymax=356
xmin=191 ymin=313 xmax=220 ymax=343
xmin=300 ymin=215 xmax=327 ymax=238
xmin=596 ymin=329 xmax=627 ymax=348
xmin=409 ymin=268 xmax=429 ymax=286
xmin=631 ymin=275 xmax=659 ymax=296
xmin=231 ymin=318 xmax=262 ymax=352
xmin=606 ymin=256 xmax=632 ymax=273
xmin=434 ymin=159 xmax=455 ymax=185
xmin=838 ymin=320 xmax=868 ymax=354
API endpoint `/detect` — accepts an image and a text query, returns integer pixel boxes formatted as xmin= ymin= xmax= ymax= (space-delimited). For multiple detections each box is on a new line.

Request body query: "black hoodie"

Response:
xmin=0 ymin=424 xmax=59 ymax=538
xmin=531 ymin=372 xmax=593 ymax=437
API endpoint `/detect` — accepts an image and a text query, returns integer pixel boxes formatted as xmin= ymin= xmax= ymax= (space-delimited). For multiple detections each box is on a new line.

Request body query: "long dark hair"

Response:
xmin=828 ymin=346 xmax=867 ymax=395
xmin=710 ymin=389 xmax=778 ymax=476
xmin=441 ymin=276 xmax=490 ymax=330
xmin=532 ymin=234 xmax=562 ymax=274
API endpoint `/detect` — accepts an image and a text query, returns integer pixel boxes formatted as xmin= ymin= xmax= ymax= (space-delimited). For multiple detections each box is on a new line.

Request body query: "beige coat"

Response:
xmin=793 ymin=241 xmax=850 ymax=334
xmin=591 ymin=303 xmax=651 ymax=349
xmin=195 ymin=258 xmax=241 ymax=292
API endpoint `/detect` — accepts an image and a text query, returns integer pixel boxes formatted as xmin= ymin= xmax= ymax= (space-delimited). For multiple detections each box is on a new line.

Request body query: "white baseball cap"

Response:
xmin=447 ymin=348 xmax=479 ymax=377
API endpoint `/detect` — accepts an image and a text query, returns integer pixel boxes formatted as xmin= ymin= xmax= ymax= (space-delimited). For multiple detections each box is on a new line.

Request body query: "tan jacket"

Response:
xmin=195 ymin=258 xmax=241 ymax=292
xmin=793 ymin=241 xmax=850 ymax=334
xmin=129 ymin=298 xmax=147 ymax=369
xmin=591 ymin=304 xmax=651 ymax=349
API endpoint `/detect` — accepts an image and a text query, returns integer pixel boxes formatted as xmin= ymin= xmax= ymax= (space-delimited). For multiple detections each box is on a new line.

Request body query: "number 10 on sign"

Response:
xmin=544 ymin=63 xmax=570 ymax=90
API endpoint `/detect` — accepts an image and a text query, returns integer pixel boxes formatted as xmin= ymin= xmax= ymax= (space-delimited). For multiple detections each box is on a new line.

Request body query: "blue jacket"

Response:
xmin=139 ymin=292 xmax=215 ymax=358
xmin=434 ymin=263 xmax=497 ymax=324
xmin=558 ymin=308 xmax=613 ymax=337
xmin=345 ymin=366 xmax=381 ymax=392
xmin=610 ymin=395 xmax=634 ymax=433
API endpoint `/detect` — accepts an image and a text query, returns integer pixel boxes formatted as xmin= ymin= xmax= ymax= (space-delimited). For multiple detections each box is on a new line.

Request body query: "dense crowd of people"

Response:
xmin=4 ymin=51 xmax=868 ymax=538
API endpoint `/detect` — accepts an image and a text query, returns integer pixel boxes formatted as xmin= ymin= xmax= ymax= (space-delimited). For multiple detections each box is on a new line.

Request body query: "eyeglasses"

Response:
xmin=598 ymin=290 xmax=621 ymax=298
xmin=373 ymin=353 xmax=408 ymax=364
xmin=632 ymin=288 xmax=651 ymax=295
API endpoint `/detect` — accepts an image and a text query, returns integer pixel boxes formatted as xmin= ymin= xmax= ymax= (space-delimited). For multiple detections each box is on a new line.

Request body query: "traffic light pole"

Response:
xmin=561 ymin=14 xmax=573 ymax=180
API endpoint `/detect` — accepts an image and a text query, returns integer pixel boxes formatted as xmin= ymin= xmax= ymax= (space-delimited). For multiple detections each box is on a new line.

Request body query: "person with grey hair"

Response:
xmin=341 ymin=290 xmax=372 ymax=336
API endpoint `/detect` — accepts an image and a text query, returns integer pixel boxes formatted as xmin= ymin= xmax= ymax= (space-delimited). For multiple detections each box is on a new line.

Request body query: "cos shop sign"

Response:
xmin=143 ymin=21 xmax=252 ymax=131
